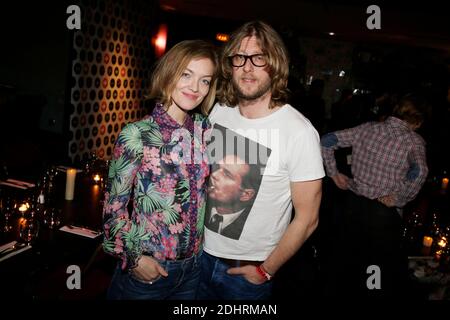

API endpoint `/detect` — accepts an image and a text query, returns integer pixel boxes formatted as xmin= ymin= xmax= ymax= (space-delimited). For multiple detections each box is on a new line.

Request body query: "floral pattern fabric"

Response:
xmin=103 ymin=104 xmax=210 ymax=270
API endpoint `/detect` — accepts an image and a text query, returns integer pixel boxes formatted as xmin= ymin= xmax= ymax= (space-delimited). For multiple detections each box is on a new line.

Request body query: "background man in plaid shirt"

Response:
xmin=321 ymin=94 xmax=429 ymax=298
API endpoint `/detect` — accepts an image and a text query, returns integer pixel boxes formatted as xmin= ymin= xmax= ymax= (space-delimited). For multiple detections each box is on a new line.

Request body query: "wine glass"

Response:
xmin=1 ymin=197 xmax=14 ymax=232
xmin=19 ymin=214 xmax=39 ymax=244
xmin=43 ymin=207 xmax=61 ymax=229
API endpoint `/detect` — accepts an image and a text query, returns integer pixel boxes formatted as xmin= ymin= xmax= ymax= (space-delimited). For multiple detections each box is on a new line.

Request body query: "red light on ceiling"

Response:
xmin=216 ymin=33 xmax=229 ymax=42
xmin=153 ymin=24 xmax=168 ymax=58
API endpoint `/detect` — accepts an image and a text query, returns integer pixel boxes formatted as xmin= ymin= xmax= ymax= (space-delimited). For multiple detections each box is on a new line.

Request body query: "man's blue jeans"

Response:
xmin=197 ymin=251 xmax=272 ymax=300
xmin=107 ymin=252 xmax=201 ymax=300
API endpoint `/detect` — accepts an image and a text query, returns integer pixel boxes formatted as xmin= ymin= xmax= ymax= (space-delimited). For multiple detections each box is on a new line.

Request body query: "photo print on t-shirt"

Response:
xmin=205 ymin=124 xmax=271 ymax=240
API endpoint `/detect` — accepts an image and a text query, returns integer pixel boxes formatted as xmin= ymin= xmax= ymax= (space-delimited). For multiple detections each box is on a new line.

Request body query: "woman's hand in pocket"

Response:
xmin=131 ymin=255 xmax=168 ymax=283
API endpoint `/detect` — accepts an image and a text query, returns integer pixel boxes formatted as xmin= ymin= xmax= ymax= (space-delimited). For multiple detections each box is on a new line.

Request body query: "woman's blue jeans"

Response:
xmin=107 ymin=252 xmax=201 ymax=300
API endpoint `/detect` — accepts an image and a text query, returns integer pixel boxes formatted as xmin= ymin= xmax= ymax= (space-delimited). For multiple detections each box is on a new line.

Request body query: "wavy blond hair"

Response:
xmin=218 ymin=21 xmax=289 ymax=109
xmin=148 ymin=40 xmax=219 ymax=115
xmin=392 ymin=93 xmax=428 ymax=128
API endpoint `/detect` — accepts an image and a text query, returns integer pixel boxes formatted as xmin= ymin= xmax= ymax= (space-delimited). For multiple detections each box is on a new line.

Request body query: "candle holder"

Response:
xmin=437 ymin=169 xmax=448 ymax=195
xmin=17 ymin=201 xmax=30 ymax=216
xmin=423 ymin=236 xmax=434 ymax=247
xmin=18 ymin=204 xmax=39 ymax=245
xmin=92 ymin=174 xmax=101 ymax=184
xmin=437 ymin=236 xmax=448 ymax=249
xmin=92 ymin=173 xmax=106 ymax=187
xmin=442 ymin=177 xmax=449 ymax=191
xmin=84 ymin=151 xmax=108 ymax=189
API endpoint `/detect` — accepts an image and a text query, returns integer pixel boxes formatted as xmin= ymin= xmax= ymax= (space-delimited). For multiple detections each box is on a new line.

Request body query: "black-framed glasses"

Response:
xmin=228 ymin=54 xmax=268 ymax=67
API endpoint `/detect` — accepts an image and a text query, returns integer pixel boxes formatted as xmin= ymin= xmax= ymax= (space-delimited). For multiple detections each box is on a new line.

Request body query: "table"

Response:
xmin=0 ymin=171 xmax=115 ymax=299
xmin=408 ymin=256 xmax=450 ymax=299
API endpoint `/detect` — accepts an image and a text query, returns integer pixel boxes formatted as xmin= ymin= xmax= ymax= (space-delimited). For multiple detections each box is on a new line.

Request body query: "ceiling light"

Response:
xmin=216 ymin=33 xmax=229 ymax=42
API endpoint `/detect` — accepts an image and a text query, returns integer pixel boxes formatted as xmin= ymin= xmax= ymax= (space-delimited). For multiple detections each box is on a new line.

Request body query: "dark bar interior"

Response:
xmin=0 ymin=0 xmax=449 ymax=307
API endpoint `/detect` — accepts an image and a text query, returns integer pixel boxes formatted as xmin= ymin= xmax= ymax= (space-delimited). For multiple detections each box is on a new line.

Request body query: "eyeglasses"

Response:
xmin=228 ymin=54 xmax=268 ymax=67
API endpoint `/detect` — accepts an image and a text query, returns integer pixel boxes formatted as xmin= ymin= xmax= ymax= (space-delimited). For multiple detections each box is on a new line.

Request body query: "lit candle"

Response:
xmin=423 ymin=236 xmax=433 ymax=247
xmin=65 ymin=168 xmax=77 ymax=200
xmin=18 ymin=217 xmax=27 ymax=227
xmin=435 ymin=249 xmax=443 ymax=260
xmin=437 ymin=237 xmax=447 ymax=248
xmin=18 ymin=203 xmax=29 ymax=213
xmin=442 ymin=178 xmax=449 ymax=190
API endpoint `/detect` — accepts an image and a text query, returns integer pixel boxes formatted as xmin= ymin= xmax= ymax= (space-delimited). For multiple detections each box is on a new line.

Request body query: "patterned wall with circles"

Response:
xmin=69 ymin=0 xmax=157 ymax=163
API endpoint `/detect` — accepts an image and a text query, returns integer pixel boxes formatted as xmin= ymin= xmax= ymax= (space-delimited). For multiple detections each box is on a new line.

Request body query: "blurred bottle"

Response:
xmin=37 ymin=184 xmax=45 ymax=205
xmin=33 ymin=181 xmax=46 ymax=221
xmin=430 ymin=211 xmax=441 ymax=239
xmin=41 ymin=165 xmax=58 ymax=207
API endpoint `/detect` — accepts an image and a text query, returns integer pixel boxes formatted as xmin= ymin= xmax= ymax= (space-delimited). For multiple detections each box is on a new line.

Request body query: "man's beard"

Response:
xmin=233 ymin=77 xmax=271 ymax=101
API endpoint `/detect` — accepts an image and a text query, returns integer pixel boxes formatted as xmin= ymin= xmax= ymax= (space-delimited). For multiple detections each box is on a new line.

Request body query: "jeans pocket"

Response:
xmin=233 ymin=273 xmax=266 ymax=287
xmin=225 ymin=273 xmax=272 ymax=300
xmin=129 ymin=272 xmax=163 ymax=285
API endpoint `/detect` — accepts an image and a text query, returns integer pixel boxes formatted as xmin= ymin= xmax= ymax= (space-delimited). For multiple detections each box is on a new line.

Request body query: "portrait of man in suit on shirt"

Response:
xmin=205 ymin=154 xmax=262 ymax=239
xmin=204 ymin=123 xmax=271 ymax=240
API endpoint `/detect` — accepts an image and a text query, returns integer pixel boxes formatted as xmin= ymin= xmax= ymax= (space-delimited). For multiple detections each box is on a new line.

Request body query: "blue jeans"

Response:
xmin=197 ymin=252 xmax=272 ymax=300
xmin=107 ymin=252 xmax=201 ymax=300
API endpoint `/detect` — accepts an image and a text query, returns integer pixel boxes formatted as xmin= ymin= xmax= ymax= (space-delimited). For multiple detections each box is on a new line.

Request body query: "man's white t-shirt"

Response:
xmin=204 ymin=103 xmax=325 ymax=260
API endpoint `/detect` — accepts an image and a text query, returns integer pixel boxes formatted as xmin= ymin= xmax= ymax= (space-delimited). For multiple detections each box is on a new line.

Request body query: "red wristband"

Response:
xmin=256 ymin=265 xmax=272 ymax=281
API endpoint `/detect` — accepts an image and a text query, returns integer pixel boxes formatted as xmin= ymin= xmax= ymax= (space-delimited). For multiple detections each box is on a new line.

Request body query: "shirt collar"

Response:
xmin=385 ymin=116 xmax=411 ymax=131
xmin=152 ymin=103 xmax=194 ymax=132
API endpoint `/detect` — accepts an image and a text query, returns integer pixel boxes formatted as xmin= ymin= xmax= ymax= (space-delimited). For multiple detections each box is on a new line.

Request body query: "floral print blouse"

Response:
xmin=103 ymin=104 xmax=210 ymax=270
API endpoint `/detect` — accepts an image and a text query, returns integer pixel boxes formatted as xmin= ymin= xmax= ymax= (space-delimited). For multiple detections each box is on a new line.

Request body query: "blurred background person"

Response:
xmin=321 ymin=93 xmax=429 ymax=298
xmin=301 ymin=79 xmax=326 ymax=135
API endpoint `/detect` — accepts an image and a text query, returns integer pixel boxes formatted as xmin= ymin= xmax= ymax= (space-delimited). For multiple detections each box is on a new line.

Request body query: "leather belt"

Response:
xmin=143 ymin=253 xmax=195 ymax=261
xmin=218 ymin=257 xmax=263 ymax=267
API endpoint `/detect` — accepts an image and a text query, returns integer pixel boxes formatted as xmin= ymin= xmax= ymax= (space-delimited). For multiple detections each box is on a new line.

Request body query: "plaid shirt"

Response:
xmin=321 ymin=116 xmax=428 ymax=207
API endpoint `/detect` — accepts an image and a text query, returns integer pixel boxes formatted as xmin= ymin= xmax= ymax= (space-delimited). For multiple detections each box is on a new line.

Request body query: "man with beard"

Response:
xmin=198 ymin=21 xmax=325 ymax=300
